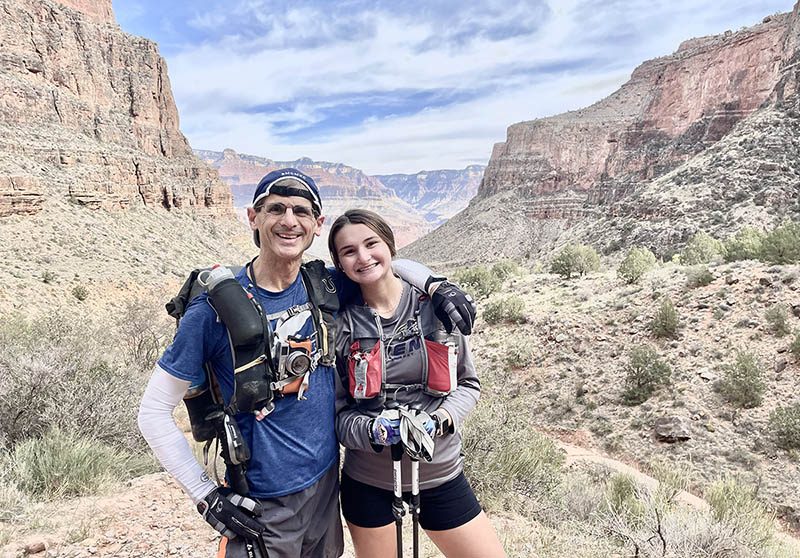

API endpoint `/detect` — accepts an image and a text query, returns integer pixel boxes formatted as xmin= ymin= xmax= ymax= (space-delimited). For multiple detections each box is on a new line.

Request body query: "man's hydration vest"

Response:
xmin=167 ymin=259 xmax=339 ymax=442
xmin=343 ymin=286 xmax=457 ymax=405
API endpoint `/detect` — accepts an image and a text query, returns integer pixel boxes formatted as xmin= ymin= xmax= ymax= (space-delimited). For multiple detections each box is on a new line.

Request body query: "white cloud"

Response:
xmin=162 ymin=0 xmax=793 ymax=173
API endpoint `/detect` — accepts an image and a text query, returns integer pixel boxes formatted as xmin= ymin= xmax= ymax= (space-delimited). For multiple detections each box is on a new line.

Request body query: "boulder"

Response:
xmin=654 ymin=416 xmax=691 ymax=443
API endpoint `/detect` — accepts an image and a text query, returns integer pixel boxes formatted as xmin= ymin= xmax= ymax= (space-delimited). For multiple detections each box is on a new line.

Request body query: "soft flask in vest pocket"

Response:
xmin=424 ymin=330 xmax=458 ymax=397
xmin=347 ymin=340 xmax=382 ymax=399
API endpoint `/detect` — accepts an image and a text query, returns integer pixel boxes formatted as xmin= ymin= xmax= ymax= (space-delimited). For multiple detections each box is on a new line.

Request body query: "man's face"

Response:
xmin=247 ymin=194 xmax=324 ymax=262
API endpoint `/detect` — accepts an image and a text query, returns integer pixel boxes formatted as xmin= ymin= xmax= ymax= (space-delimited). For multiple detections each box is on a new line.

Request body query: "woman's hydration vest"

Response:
xmin=344 ymin=286 xmax=457 ymax=403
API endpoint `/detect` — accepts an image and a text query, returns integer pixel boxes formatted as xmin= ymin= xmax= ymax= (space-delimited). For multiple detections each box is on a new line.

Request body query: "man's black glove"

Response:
xmin=197 ymin=487 xmax=265 ymax=540
xmin=427 ymin=278 xmax=477 ymax=335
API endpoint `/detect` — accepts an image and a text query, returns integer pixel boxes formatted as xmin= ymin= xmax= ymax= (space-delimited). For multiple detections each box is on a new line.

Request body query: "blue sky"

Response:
xmin=114 ymin=0 xmax=793 ymax=174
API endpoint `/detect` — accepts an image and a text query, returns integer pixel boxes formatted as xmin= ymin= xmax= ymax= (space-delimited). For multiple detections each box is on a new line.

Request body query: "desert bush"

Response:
xmin=649 ymin=297 xmax=679 ymax=338
xmin=115 ymin=298 xmax=172 ymax=372
xmin=764 ymin=303 xmax=790 ymax=337
xmin=483 ymin=295 xmax=525 ymax=325
xmin=791 ymin=329 xmax=800 ymax=359
xmin=681 ymin=231 xmax=726 ymax=264
xmin=706 ymin=478 xmax=775 ymax=548
xmin=41 ymin=270 xmax=57 ymax=284
xmin=724 ymin=227 xmax=765 ymax=262
xmin=491 ymin=259 xmax=523 ymax=281
xmin=718 ymin=352 xmax=764 ymax=408
xmin=617 ymin=247 xmax=657 ymax=284
xmin=760 ymin=220 xmax=800 ymax=264
xmin=453 ymin=265 xmax=501 ymax=299
xmin=622 ymin=345 xmax=671 ymax=405
xmin=462 ymin=389 xmax=564 ymax=514
xmin=550 ymin=244 xmax=600 ymax=279
xmin=503 ymin=337 xmax=535 ymax=369
xmin=685 ymin=266 xmax=714 ymax=288
xmin=0 ymin=313 xmax=149 ymax=451
xmin=71 ymin=284 xmax=89 ymax=301
xmin=604 ymin=473 xmax=646 ymax=523
xmin=11 ymin=428 xmax=156 ymax=498
xmin=769 ymin=403 xmax=800 ymax=450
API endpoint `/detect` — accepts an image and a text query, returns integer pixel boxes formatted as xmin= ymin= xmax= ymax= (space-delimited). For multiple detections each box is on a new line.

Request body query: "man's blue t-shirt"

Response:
xmin=158 ymin=267 xmax=339 ymax=498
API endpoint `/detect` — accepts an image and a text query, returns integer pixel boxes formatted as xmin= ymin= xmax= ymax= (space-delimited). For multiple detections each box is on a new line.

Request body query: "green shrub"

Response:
xmin=685 ymin=266 xmax=714 ymax=288
xmin=622 ymin=345 xmax=672 ymax=405
xmin=724 ymin=227 xmax=765 ymax=262
xmin=681 ymin=231 xmax=726 ymax=264
xmin=769 ymin=403 xmax=800 ymax=450
xmin=791 ymin=329 xmax=800 ymax=359
xmin=483 ymin=296 xmax=525 ymax=325
xmin=706 ymin=478 xmax=775 ymax=547
xmin=760 ymin=220 xmax=800 ymax=264
xmin=454 ymin=265 xmax=501 ymax=299
xmin=719 ymin=352 xmax=765 ymax=408
xmin=550 ymin=244 xmax=600 ymax=279
xmin=617 ymin=247 xmax=657 ymax=284
xmin=604 ymin=473 xmax=645 ymax=522
xmin=71 ymin=284 xmax=89 ymax=301
xmin=490 ymin=259 xmax=522 ymax=281
xmin=649 ymin=297 xmax=679 ymax=338
xmin=11 ymin=428 xmax=156 ymax=498
xmin=764 ymin=304 xmax=790 ymax=337
xmin=503 ymin=338 xmax=535 ymax=369
xmin=462 ymin=390 xmax=564 ymax=513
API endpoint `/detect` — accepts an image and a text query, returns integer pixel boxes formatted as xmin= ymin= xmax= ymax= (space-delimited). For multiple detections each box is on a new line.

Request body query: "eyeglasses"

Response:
xmin=256 ymin=202 xmax=318 ymax=220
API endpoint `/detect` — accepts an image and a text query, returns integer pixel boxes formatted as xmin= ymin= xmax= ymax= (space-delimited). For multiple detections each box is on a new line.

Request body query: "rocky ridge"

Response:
xmin=404 ymin=7 xmax=800 ymax=265
xmin=375 ymin=166 xmax=484 ymax=225
xmin=0 ymin=0 xmax=231 ymax=217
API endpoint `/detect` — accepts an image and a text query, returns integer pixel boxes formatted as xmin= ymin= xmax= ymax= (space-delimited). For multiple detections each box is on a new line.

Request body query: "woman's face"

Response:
xmin=333 ymin=223 xmax=394 ymax=286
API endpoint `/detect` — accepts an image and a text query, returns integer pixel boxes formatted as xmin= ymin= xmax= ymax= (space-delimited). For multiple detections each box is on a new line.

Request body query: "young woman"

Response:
xmin=328 ymin=209 xmax=506 ymax=558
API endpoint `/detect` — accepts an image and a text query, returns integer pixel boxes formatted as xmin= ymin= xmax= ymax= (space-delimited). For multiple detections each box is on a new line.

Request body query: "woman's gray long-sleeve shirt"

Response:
xmin=334 ymin=279 xmax=480 ymax=491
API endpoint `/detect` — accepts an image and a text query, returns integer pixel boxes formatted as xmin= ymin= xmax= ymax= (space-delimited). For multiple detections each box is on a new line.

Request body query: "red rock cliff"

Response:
xmin=404 ymin=6 xmax=800 ymax=264
xmin=480 ymin=14 xmax=789 ymax=210
xmin=0 ymin=0 xmax=231 ymax=217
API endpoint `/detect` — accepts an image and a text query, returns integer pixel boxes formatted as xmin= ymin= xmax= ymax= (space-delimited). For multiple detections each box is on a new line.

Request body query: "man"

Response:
xmin=138 ymin=168 xmax=475 ymax=558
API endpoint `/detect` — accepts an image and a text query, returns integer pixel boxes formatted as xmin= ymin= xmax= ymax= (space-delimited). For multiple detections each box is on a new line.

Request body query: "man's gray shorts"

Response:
xmin=223 ymin=465 xmax=343 ymax=558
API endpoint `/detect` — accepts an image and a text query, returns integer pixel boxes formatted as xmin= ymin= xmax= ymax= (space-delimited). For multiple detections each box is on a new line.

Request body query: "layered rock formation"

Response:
xmin=375 ymin=165 xmax=484 ymax=225
xmin=0 ymin=0 xmax=231 ymax=217
xmin=405 ymin=7 xmax=800 ymax=264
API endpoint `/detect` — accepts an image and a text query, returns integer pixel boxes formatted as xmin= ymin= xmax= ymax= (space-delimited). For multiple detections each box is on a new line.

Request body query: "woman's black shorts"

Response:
xmin=340 ymin=471 xmax=482 ymax=531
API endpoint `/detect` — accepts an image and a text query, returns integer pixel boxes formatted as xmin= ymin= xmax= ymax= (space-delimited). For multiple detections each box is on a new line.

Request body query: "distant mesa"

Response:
xmin=404 ymin=6 xmax=800 ymax=264
xmin=196 ymin=149 xmax=484 ymax=258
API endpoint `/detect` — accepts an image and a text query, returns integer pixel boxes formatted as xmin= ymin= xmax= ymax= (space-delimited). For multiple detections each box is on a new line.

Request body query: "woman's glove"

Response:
xmin=427 ymin=279 xmax=477 ymax=335
xmin=369 ymin=415 xmax=402 ymax=446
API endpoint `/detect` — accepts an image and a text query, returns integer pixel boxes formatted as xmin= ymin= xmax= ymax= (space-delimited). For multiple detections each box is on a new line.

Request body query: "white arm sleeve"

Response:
xmin=137 ymin=365 xmax=217 ymax=504
xmin=392 ymin=259 xmax=444 ymax=295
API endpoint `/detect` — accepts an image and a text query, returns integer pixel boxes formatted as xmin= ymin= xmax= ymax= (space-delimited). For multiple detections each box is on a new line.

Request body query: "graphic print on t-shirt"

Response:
xmin=385 ymin=318 xmax=421 ymax=362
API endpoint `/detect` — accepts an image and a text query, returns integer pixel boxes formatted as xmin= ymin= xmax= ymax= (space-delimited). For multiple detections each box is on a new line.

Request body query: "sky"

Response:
xmin=114 ymin=0 xmax=794 ymax=175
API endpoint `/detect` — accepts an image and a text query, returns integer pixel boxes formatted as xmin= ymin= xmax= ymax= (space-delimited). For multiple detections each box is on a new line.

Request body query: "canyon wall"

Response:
xmin=0 ymin=0 xmax=231 ymax=218
xmin=405 ymin=7 xmax=800 ymax=264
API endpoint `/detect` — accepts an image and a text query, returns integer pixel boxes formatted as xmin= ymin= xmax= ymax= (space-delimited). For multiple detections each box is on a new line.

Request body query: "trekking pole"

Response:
xmin=408 ymin=405 xmax=423 ymax=558
xmin=391 ymin=442 xmax=405 ymax=558
xmin=409 ymin=453 xmax=420 ymax=558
